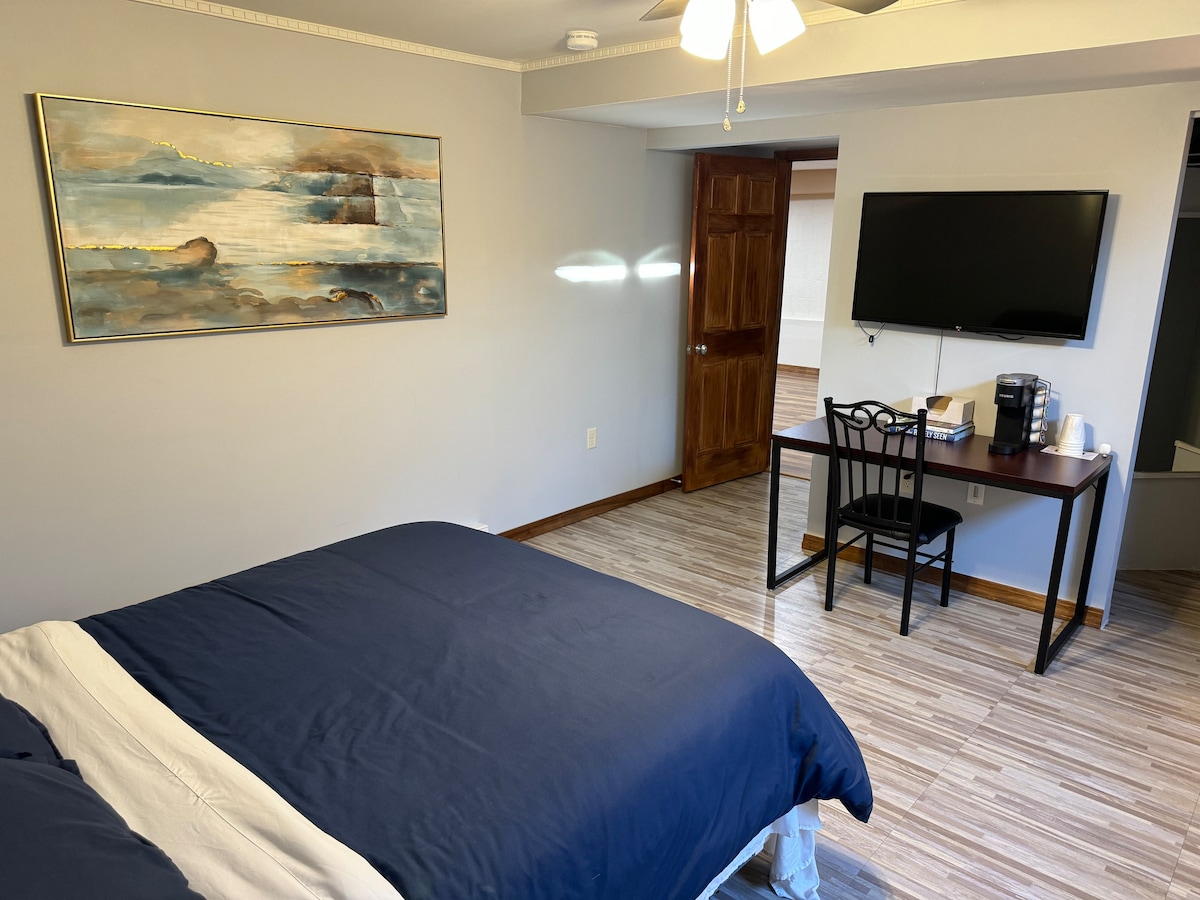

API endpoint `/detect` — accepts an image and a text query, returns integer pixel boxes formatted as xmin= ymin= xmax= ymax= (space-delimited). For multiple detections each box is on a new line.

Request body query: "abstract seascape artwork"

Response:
xmin=36 ymin=95 xmax=446 ymax=341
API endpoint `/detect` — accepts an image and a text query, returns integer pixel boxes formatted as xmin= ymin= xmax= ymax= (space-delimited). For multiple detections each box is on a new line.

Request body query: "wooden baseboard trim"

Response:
xmin=778 ymin=364 xmax=819 ymax=377
xmin=800 ymin=533 xmax=1104 ymax=628
xmin=501 ymin=478 xmax=680 ymax=542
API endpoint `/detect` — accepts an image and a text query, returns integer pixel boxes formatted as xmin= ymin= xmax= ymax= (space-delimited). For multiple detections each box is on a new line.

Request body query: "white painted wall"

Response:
xmin=0 ymin=0 xmax=693 ymax=632
xmin=779 ymin=194 xmax=834 ymax=368
xmin=651 ymin=81 xmax=1200 ymax=618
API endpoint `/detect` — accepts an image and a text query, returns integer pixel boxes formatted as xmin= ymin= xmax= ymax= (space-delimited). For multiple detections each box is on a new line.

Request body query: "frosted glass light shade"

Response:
xmin=748 ymin=0 xmax=805 ymax=54
xmin=680 ymin=0 xmax=736 ymax=59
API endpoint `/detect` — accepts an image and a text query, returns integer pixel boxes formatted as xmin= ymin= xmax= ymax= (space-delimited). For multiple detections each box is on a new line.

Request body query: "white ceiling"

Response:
xmin=210 ymin=0 xmax=842 ymax=63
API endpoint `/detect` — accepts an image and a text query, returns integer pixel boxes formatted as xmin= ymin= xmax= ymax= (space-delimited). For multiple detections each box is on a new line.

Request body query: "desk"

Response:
xmin=767 ymin=417 xmax=1111 ymax=674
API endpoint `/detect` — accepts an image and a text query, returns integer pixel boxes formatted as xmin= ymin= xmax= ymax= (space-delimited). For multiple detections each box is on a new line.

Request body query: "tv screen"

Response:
xmin=850 ymin=190 xmax=1108 ymax=340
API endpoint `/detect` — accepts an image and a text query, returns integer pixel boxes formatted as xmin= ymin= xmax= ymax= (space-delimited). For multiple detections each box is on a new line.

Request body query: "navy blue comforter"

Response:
xmin=81 ymin=522 xmax=871 ymax=900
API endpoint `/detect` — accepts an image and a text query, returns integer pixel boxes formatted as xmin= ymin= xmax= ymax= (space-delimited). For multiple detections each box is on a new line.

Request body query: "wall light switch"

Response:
xmin=586 ymin=427 xmax=597 ymax=450
xmin=967 ymin=483 xmax=985 ymax=505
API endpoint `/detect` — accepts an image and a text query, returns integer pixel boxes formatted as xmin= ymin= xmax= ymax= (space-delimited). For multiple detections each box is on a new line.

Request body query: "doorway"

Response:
xmin=772 ymin=155 xmax=838 ymax=482
xmin=678 ymin=147 xmax=837 ymax=492
xmin=1119 ymin=116 xmax=1200 ymax=570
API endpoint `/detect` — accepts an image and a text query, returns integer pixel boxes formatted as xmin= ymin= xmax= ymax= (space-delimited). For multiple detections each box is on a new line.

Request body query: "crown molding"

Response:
xmin=130 ymin=0 xmax=965 ymax=73
xmin=127 ymin=0 xmax=523 ymax=72
xmin=525 ymin=36 xmax=684 ymax=71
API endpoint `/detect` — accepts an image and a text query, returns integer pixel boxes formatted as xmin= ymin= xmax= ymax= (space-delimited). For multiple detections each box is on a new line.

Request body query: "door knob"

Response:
xmin=696 ymin=343 xmax=708 ymax=356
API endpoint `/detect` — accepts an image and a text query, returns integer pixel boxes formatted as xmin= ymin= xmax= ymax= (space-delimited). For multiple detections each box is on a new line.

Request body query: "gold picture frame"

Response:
xmin=36 ymin=94 xmax=446 ymax=342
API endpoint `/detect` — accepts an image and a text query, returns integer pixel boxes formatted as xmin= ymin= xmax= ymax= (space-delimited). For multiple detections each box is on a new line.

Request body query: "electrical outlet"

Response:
xmin=967 ymin=483 xmax=985 ymax=505
xmin=899 ymin=472 xmax=914 ymax=496
xmin=586 ymin=427 xmax=597 ymax=450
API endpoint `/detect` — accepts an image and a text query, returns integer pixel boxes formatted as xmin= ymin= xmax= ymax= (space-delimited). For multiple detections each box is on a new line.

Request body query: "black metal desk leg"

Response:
xmin=767 ymin=441 xmax=783 ymax=588
xmin=766 ymin=442 xmax=828 ymax=591
xmin=1036 ymin=496 xmax=1080 ymax=674
xmin=1072 ymin=472 xmax=1108 ymax=614
xmin=1041 ymin=472 xmax=1109 ymax=670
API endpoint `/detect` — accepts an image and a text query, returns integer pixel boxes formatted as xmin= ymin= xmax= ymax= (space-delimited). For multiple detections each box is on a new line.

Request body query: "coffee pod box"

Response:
xmin=907 ymin=395 xmax=975 ymax=427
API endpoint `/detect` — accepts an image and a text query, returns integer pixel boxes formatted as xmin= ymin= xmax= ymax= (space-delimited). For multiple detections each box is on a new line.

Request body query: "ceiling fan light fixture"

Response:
xmin=748 ymin=0 xmax=805 ymax=55
xmin=680 ymin=0 xmax=736 ymax=59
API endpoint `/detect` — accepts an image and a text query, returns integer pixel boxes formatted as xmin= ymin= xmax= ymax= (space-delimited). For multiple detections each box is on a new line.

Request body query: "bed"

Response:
xmin=0 ymin=521 xmax=872 ymax=899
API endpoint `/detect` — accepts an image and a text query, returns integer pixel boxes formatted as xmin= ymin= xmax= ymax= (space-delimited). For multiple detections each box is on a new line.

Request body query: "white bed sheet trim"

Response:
xmin=694 ymin=800 xmax=823 ymax=900
xmin=0 ymin=620 xmax=403 ymax=900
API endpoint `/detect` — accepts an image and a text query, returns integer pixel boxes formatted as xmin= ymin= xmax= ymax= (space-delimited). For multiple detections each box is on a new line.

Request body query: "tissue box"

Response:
xmin=908 ymin=395 xmax=974 ymax=426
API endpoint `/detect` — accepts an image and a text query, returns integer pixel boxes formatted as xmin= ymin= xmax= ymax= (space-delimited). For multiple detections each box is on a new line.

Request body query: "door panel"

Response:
xmin=704 ymin=233 xmax=736 ymax=331
xmin=740 ymin=231 xmax=774 ymax=327
xmin=692 ymin=356 xmax=765 ymax=466
xmin=746 ymin=176 xmax=777 ymax=214
xmin=697 ymin=359 xmax=729 ymax=453
xmin=732 ymin=356 xmax=764 ymax=446
xmin=683 ymin=153 xmax=790 ymax=491
xmin=709 ymin=174 xmax=740 ymax=213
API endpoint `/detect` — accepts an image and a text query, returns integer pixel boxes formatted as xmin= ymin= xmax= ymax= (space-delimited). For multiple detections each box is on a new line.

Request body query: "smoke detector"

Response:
xmin=565 ymin=30 xmax=599 ymax=51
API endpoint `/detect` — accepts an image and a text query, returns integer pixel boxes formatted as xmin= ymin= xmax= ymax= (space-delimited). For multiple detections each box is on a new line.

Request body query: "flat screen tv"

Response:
xmin=850 ymin=190 xmax=1108 ymax=340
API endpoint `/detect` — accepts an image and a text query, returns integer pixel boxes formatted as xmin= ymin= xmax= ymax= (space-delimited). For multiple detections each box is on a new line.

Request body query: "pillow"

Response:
xmin=0 ymin=758 xmax=204 ymax=898
xmin=0 ymin=691 xmax=62 ymax=763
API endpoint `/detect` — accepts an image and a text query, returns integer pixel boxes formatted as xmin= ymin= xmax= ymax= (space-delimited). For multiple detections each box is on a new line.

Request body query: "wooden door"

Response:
xmin=682 ymin=153 xmax=790 ymax=492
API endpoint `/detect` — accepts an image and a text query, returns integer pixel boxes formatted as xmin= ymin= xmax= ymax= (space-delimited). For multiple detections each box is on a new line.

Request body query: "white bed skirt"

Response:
xmin=695 ymin=800 xmax=822 ymax=900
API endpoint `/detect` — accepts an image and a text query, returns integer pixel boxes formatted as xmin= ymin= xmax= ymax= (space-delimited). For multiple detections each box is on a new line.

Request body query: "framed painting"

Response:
xmin=35 ymin=94 xmax=446 ymax=342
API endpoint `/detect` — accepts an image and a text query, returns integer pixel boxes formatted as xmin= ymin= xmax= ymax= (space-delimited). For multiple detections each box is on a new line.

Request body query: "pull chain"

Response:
xmin=722 ymin=2 xmax=752 ymax=130
xmin=723 ymin=30 xmax=734 ymax=131
xmin=737 ymin=0 xmax=748 ymax=115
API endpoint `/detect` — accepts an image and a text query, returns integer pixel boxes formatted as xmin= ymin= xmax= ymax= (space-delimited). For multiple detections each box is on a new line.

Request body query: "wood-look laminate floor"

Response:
xmin=773 ymin=366 xmax=818 ymax=481
xmin=527 ymin=474 xmax=1200 ymax=900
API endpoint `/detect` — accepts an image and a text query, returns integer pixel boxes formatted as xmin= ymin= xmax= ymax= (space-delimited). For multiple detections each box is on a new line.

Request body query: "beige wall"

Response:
xmin=790 ymin=169 xmax=836 ymax=198
xmin=0 ymin=0 xmax=693 ymax=631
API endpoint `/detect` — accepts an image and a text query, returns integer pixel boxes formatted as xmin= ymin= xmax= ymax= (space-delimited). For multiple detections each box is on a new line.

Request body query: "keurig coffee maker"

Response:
xmin=988 ymin=373 xmax=1039 ymax=455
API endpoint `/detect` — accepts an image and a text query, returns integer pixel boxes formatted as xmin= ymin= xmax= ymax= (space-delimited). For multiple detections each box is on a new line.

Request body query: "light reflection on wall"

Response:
xmin=554 ymin=265 xmax=628 ymax=283
xmin=637 ymin=262 xmax=682 ymax=279
xmin=553 ymin=261 xmax=681 ymax=283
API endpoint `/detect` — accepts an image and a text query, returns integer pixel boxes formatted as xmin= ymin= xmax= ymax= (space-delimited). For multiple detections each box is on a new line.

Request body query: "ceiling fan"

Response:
xmin=647 ymin=0 xmax=901 ymax=129
xmin=640 ymin=0 xmax=900 ymax=20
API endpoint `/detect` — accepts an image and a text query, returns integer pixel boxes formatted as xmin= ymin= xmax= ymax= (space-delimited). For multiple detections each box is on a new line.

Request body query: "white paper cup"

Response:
xmin=1059 ymin=413 xmax=1085 ymax=451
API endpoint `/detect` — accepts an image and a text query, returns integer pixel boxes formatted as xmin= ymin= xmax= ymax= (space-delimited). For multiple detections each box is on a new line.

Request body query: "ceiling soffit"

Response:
xmin=127 ymin=0 xmax=1200 ymax=131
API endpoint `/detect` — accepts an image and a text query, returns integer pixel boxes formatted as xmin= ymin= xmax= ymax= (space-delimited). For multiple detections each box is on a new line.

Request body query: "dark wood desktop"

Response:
xmin=768 ymin=417 xmax=1112 ymax=674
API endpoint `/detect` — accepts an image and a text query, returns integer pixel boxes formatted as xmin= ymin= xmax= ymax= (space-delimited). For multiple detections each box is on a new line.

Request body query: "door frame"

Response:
xmin=678 ymin=143 xmax=839 ymax=488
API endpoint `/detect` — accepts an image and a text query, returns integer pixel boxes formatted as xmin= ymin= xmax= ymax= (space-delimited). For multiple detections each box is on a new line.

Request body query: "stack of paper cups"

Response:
xmin=1059 ymin=413 xmax=1085 ymax=453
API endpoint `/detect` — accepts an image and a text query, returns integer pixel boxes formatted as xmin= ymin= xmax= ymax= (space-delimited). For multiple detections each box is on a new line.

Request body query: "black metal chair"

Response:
xmin=822 ymin=398 xmax=963 ymax=635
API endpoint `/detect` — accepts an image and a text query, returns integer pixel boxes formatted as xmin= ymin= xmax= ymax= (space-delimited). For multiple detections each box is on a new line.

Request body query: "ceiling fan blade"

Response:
xmin=641 ymin=0 xmax=690 ymax=22
xmin=819 ymin=0 xmax=902 ymax=12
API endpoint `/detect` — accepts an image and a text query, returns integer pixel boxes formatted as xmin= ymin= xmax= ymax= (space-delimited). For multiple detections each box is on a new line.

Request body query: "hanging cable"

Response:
xmin=857 ymin=321 xmax=885 ymax=344
xmin=932 ymin=329 xmax=944 ymax=393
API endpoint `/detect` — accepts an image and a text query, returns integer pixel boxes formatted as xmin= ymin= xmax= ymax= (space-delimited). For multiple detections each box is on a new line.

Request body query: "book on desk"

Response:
xmin=906 ymin=420 xmax=975 ymax=442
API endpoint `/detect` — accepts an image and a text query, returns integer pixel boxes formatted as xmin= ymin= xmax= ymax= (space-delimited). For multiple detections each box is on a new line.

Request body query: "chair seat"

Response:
xmin=840 ymin=494 xmax=964 ymax=544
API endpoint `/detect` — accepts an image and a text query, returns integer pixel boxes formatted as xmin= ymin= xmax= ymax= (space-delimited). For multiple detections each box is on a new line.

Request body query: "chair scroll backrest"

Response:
xmin=823 ymin=398 xmax=929 ymax=539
